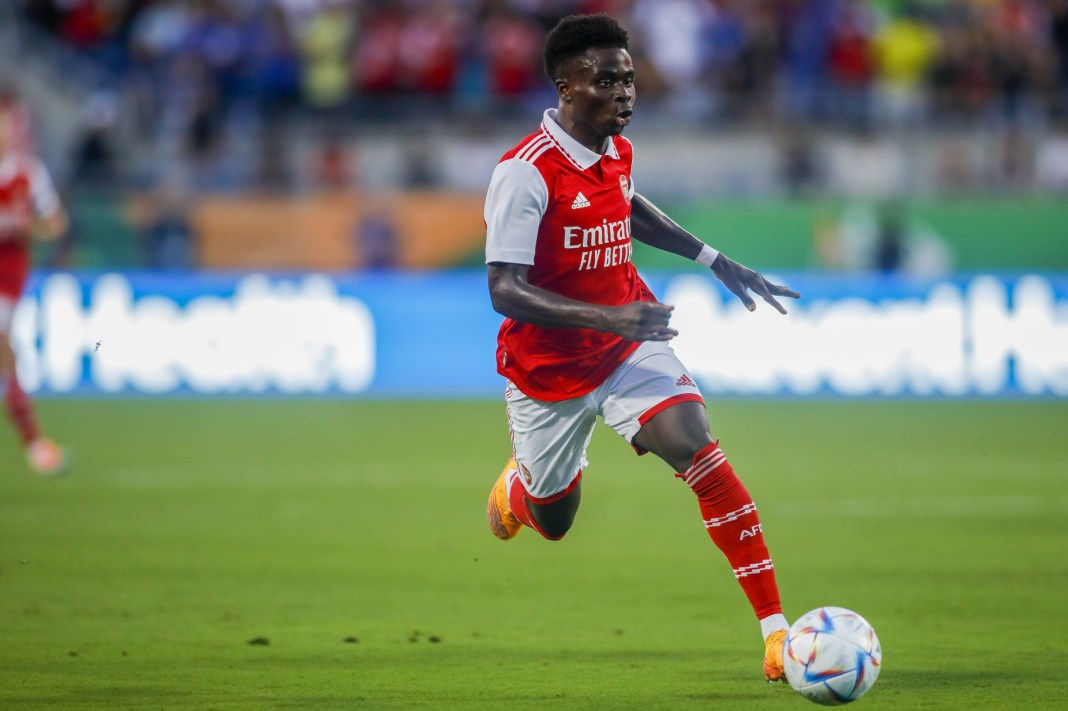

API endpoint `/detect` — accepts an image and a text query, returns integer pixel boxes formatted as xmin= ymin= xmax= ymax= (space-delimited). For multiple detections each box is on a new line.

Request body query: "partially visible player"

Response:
xmin=0 ymin=86 xmax=34 ymax=156
xmin=0 ymin=97 xmax=69 ymax=476
xmin=484 ymin=14 xmax=800 ymax=681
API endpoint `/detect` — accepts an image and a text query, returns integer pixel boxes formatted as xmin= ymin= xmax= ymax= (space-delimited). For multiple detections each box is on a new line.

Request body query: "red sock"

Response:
xmin=507 ymin=473 xmax=549 ymax=539
xmin=3 ymin=375 xmax=40 ymax=446
xmin=679 ymin=441 xmax=782 ymax=620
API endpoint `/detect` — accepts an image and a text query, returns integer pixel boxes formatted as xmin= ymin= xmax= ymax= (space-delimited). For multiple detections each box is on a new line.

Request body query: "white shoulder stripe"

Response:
xmin=524 ymin=142 xmax=554 ymax=164
xmin=516 ymin=134 xmax=552 ymax=163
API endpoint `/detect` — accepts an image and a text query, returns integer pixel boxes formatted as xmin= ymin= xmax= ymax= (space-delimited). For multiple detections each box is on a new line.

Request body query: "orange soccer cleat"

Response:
xmin=763 ymin=628 xmax=787 ymax=683
xmin=26 ymin=437 xmax=69 ymax=477
xmin=487 ymin=457 xmax=522 ymax=540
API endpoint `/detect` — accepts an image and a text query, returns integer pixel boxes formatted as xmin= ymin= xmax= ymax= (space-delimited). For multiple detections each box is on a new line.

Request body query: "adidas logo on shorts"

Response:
xmin=676 ymin=374 xmax=696 ymax=387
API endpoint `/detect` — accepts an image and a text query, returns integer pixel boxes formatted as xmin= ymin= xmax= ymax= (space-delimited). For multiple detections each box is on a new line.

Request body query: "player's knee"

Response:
xmin=666 ymin=434 xmax=716 ymax=474
xmin=637 ymin=403 xmax=714 ymax=473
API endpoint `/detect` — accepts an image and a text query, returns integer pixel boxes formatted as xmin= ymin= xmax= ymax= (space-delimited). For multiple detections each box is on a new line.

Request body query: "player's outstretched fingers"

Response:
xmin=723 ymin=280 xmax=756 ymax=312
xmin=754 ymin=283 xmax=788 ymax=314
xmin=771 ymin=283 xmax=802 ymax=300
xmin=756 ymin=280 xmax=802 ymax=314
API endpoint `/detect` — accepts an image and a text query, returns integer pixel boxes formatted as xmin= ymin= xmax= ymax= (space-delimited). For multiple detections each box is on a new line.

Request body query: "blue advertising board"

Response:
xmin=11 ymin=270 xmax=1068 ymax=398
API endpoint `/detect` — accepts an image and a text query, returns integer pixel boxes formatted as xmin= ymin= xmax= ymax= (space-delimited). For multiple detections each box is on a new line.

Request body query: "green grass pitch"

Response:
xmin=2 ymin=399 xmax=1067 ymax=710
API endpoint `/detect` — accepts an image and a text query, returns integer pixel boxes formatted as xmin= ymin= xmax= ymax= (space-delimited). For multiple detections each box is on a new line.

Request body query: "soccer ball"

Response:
xmin=783 ymin=606 xmax=882 ymax=705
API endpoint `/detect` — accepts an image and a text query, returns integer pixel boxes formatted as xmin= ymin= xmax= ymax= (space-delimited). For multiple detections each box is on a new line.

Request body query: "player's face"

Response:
xmin=558 ymin=48 xmax=635 ymax=150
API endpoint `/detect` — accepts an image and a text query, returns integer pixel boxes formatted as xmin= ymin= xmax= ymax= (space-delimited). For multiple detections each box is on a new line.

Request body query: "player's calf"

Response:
xmin=679 ymin=441 xmax=782 ymax=618
xmin=679 ymin=441 xmax=789 ymax=674
xmin=524 ymin=485 xmax=581 ymax=540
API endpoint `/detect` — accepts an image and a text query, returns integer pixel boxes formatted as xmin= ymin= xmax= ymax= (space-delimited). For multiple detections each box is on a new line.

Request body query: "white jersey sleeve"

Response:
xmin=484 ymin=158 xmax=548 ymax=265
xmin=28 ymin=157 xmax=61 ymax=218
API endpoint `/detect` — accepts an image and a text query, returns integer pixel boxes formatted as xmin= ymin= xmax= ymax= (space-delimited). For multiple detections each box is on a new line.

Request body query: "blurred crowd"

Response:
xmin=5 ymin=0 xmax=1068 ymax=203
xmin=15 ymin=0 xmax=1068 ymax=127
xmin=5 ymin=1 xmax=1068 ymax=272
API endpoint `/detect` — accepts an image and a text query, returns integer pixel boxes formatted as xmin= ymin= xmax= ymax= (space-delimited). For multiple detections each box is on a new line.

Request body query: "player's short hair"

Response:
xmin=543 ymin=14 xmax=629 ymax=80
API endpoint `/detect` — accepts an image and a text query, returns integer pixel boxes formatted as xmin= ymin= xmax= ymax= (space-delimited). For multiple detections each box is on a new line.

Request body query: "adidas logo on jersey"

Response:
xmin=676 ymin=374 xmax=696 ymax=387
xmin=571 ymin=192 xmax=591 ymax=209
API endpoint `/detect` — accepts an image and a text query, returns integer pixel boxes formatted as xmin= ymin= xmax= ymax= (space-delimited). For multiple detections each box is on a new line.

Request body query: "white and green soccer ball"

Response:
xmin=783 ymin=606 xmax=882 ymax=705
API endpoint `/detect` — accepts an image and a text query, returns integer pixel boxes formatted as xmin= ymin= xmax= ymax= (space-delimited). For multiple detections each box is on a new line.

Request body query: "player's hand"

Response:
xmin=0 ymin=213 xmax=33 ymax=242
xmin=711 ymin=255 xmax=801 ymax=315
xmin=609 ymin=301 xmax=678 ymax=341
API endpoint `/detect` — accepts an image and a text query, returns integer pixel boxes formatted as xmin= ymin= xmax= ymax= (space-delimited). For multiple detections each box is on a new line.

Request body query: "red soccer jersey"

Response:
xmin=0 ymin=154 xmax=60 ymax=299
xmin=485 ymin=109 xmax=656 ymax=401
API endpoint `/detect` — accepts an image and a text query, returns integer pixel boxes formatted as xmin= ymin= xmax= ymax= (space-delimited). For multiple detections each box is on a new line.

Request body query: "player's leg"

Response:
xmin=604 ymin=342 xmax=788 ymax=680
xmin=629 ymin=399 xmax=712 ymax=472
xmin=487 ymin=382 xmax=595 ymax=541
xmin=0 ymin=295 xmax=38 ymax=445
xmin=635 ymin=402 xmax=788 ymax=680
xmin=488 ymin=457 xmax=582 ymax=541
xmin=0 ymin=296 xmax=66 ymax=476
xmin=526 ymin=491 xmax=582 ymax=537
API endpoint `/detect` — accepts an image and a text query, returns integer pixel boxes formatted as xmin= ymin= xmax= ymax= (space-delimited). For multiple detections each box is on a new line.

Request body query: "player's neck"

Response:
xmin=554 ymin=107 xmax=608 ymax=155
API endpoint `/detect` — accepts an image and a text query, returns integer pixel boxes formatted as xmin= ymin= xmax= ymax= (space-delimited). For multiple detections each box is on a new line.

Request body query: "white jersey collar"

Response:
xmin=542 ymin=108 xmax=620 ymax=170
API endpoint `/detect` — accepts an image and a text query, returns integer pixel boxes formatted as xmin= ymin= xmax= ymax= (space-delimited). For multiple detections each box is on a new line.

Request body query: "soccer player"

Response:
xmin=0 ymin=99 xmax=69 ymax=476
xmin=483 ymin=14 xmax=800 ymax=682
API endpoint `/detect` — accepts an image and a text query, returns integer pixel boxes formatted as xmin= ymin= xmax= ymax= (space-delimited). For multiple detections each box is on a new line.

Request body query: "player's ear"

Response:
xmin=555 ymin=78 xmax=571 ymax=103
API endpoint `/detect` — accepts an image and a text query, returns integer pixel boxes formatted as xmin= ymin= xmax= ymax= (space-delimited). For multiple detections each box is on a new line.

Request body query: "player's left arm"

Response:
xmin=630 ymin=192 xmax=801 ymax=314
xmin=29 ymin=157 xmax=68 ymax=241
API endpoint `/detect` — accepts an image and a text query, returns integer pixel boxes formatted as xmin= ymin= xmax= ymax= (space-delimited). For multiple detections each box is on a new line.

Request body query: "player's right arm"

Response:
xmin=485 ymin=156 xmax=675 ymax=342
xmin=488 ymin=262 xmax=677 ymax=341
